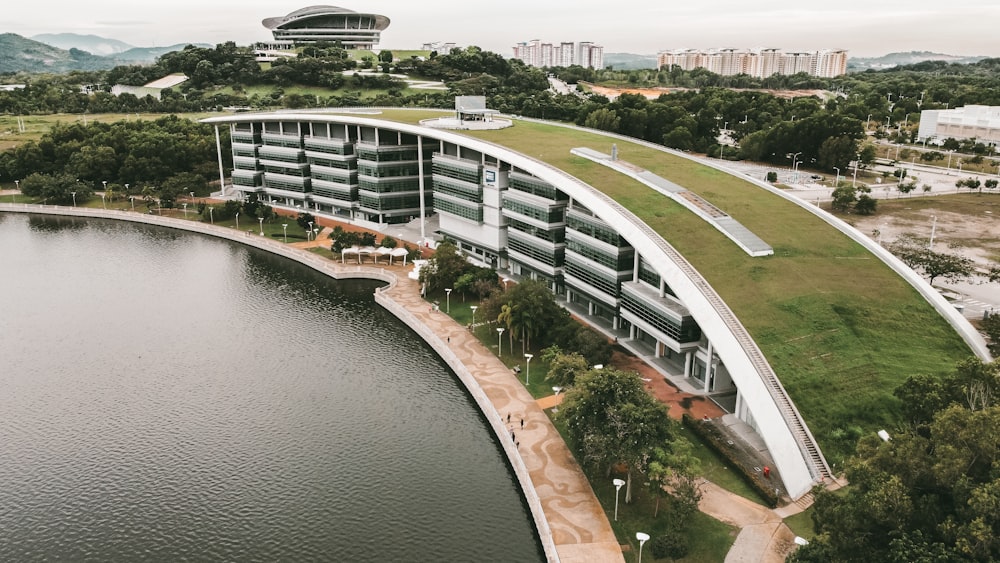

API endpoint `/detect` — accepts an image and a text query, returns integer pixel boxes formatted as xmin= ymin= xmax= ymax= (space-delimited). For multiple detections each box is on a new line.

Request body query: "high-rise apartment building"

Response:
xmin=513 ymin=40 xmax=604 ymax=69
xmin=656 ymin=48 xmax=847 ymax=78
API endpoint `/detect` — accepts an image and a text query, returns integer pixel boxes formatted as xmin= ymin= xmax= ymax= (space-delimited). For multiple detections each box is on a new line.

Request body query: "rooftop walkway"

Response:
xmin=570 ymin=147 xmax=773 ymax=257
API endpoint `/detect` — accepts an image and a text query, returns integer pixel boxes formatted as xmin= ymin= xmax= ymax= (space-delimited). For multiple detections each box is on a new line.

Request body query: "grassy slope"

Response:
xmin=373 ymin=111 xmax=970 ymax=463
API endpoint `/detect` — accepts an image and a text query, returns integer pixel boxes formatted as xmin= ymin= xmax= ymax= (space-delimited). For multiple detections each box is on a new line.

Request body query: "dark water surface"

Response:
xmin=0 ymin=213 xmax=542 ymax=562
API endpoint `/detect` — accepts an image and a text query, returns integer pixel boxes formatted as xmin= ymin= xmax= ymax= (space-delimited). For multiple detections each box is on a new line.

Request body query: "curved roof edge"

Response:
xmin=201 ymin=111 xmax=830 ymax=498
xmin=263 ymin=5 xmax=390 ymax=31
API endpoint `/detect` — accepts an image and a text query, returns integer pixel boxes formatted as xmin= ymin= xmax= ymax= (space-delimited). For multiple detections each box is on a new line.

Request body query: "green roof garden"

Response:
xmin=311 ymin=109 xmax=974 ymax=463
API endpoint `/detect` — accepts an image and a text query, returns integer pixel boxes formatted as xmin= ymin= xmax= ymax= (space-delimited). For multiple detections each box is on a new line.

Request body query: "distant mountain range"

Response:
xmin=0 ymin=33 xmax=210 ymax=73
xmin=604 ymin=50 xmax=991 ymax=72
xmin=847 ymin=51 xmax=989 ymax=71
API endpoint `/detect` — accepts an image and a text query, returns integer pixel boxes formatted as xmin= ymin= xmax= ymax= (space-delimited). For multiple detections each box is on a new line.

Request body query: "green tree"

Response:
xmin=543 ymin=350 xmax=589 ymax=387
xmin=419 ymin=241 xmax=470 ymax=292
xmin=19 ymin=172 xmax=92 ymax=205
xmin=854 ymin=193 xmax=877 ymax=215
xmin=983 ymin=313 xmax=1000 ymax=355
xmin=559 ymin=368 xmax=681 ymax=502
xmin=795 ymin=359 xmax=1000 ymax=563
xmin=831 ymin=185 xmax=857 ymax=212
xmin=817 ymin=135 xmax=857 ymax=172
xmin=583 ymin=108 xmax=620 ymax=132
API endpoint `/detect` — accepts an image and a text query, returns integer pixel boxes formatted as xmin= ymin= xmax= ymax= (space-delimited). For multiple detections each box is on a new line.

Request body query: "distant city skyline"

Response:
xmin=7 ymin=1 xmax=999 ymax=58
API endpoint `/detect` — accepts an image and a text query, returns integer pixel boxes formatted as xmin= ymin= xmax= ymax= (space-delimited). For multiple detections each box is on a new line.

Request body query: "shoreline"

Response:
xmin=0 ymin=203 xmax=623 ymax=563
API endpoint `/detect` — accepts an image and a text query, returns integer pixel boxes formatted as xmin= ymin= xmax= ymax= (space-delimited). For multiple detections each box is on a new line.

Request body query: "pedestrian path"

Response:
xmin=378 ymin=274 xmax=624 ymax=562
xmin=2 ymin=203 xmax=834 ymax=562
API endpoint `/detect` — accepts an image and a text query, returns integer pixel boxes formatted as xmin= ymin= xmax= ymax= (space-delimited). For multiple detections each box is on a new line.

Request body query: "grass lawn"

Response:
xmin=784 ymin=507 xmax=816 ymax=539
xmin=360 ymin=112 xmax=972 ymax=465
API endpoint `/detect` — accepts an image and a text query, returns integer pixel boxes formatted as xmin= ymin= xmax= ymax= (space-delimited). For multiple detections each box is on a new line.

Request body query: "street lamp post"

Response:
xmin=445 ymin=288 xmax=452 ymax=313
xmin=613 ymin=478 xmax=625 ymax=521
xmin=852 ymin=153 xmax=860 ymax=188
xmin=470 ymin=305 xmax=478 ymax=327
xmin=182 ymin=203 xmax=188 ymax=218
xmin=947 ymin=150 xmax=954 ymax=169
xmin=235 ymin=213 xmax=239 ymax=230
xmin=13 ymin=179 xmax=18 ymax=204
xmin=282 ymin=223 xmax=288 ymax=243
xmin=929 ymin=215 xmax=937 ymax=248
xmin=833 ymin=167 xmax=840 ymax=186
xmin=102 ymin=180 xmax=107 ymax=193
xmin=497 ymin=327 xmax=505 ymax=356
xmin=100 ymin=193 xmax=106 ymax=209
xmin=130 ymin=196 xmax=135 ymax=211
xmin=307 ymin=221 xmax=313 ymax=240
xmin=258 ymin=217 xmax=264 ymax=236
xmin=71 ymin=191 xmax=76 ymax=207
xmin=636 ymin=532 xmax=650 ymax=563
xmin=524 ymin=353 xmax=533 ymax=385
xmin=208 ymin=207 xmax=214 ymax=224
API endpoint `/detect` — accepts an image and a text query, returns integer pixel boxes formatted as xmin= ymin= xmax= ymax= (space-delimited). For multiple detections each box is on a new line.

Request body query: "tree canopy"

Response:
xmin=793 ymin=359 xmax=1000 ymax=563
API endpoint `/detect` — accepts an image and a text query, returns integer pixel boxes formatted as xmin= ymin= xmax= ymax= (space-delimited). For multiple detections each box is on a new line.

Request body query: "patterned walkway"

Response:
xmin=0 ymin=203 xmax=624 ymax=562
xmin=378 ymin=273 xmax=623 ymax=562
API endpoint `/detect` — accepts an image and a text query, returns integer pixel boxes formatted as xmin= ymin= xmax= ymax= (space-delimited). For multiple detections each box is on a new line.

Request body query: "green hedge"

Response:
xmin=682 ymin=414 xmax=780 ymax=507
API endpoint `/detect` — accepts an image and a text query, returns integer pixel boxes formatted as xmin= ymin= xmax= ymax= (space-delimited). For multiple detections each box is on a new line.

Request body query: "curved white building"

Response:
xmin=203 ymin=111 xmax=836 ymax=498
xmin=263 ymin=6 xmax=390 ymax=49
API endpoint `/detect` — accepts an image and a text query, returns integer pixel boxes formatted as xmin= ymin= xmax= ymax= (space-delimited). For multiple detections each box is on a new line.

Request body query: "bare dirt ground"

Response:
xmin=844 ymin=195 xmax=1000 ymax=319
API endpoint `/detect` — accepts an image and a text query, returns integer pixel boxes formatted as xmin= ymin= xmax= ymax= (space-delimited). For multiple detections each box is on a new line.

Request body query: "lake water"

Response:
xmin=0 ymin=213 xmax=542 ymax=562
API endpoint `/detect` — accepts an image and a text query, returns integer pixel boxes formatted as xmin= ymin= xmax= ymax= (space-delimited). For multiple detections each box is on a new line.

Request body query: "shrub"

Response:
xmin=650 ymin=529 xmax=689 ymax=560
xmin=682 ymin=414 xmax=780 ymax=507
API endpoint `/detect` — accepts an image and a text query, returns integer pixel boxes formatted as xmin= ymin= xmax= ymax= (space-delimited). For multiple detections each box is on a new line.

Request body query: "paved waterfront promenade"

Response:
xmin=1 ymin=204 xmax=623 ymax=563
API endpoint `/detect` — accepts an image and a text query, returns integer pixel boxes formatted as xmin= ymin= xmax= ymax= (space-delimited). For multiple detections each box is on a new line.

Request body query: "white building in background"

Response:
xmin=512 ymin=40 xmax=604 ymax=69
xmin=656 ymin=48 xmax=847 ymax=78
xmin=917 ymin=105 xmax=1000 ymax=144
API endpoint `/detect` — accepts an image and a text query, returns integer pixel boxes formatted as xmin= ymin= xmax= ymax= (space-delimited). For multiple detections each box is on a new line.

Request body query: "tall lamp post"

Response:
xmin=470 ymin=305 xmax=478 ymax=328
xmin=497 ymin=327 xmax=505 ymax=356
xmin=307 ymin=221 xmax=314 ymax=240
xmin=282 ymin=223 xmax=288 ymax=243
xmin=71 ymin=191 xmax=77 ymax=207
xmin=235 ymin=213 xmax=239 ymax=230
xmin=636 ymin=532 xmax=650 ymax=563
xmin=445 ymin=288 xmax=452 ymax=313
xmin=100 ymin=193 xmax=106 ymax=209
xmin=929 ymin=215 xmax=938 ymax=248
xmin=524 ymin=353 xmax=533 ymax=385
xmin=613 ymin=478 xmax=625 ymax=521
xmin=258 ymin=217 xmax=264 ymax=236
xmin=13 ymin=179 xmax=18 ymax=204
xmin=208 ymin=207 xmax=214 ymax=225
xmin=182 ymin=202 xmax=188 ymax=218
xmin=852 ymin=153 xmax=860 ymax=188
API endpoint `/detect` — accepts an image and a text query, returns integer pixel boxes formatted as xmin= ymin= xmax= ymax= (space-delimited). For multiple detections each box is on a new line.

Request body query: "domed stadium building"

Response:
xmin=262 ymin=6 xmax=390 ymax=49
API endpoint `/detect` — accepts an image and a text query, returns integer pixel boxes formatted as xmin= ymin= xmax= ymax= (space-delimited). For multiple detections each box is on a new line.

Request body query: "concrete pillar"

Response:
xmin=417 ymin=135 xmax=426 ymax=242
xmin=684 ymin=351 xmax=692 ymax=377
xmin=214 ymin=125 xmax=226 ymax=197
xmin=629 ymin=324 xmax=637 ymax=340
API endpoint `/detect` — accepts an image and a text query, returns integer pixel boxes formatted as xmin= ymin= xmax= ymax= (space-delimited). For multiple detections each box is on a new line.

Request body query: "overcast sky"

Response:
xmin=8 ymin=1 xmax=999 ymax=58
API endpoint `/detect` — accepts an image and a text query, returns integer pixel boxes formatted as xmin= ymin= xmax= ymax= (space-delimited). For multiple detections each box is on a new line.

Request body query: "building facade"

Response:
xmin=656 ymin=48 xmax=848 ymax=78
xmin=262 ymin=6 xmax=390 ymax=48
xmin=513 ymin=40 xmax=604 ymax=69
xmin=204 ymin=112 xmax=832 ymax=500
xmin=917 ymin=105 xmax=1000 ymax=144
